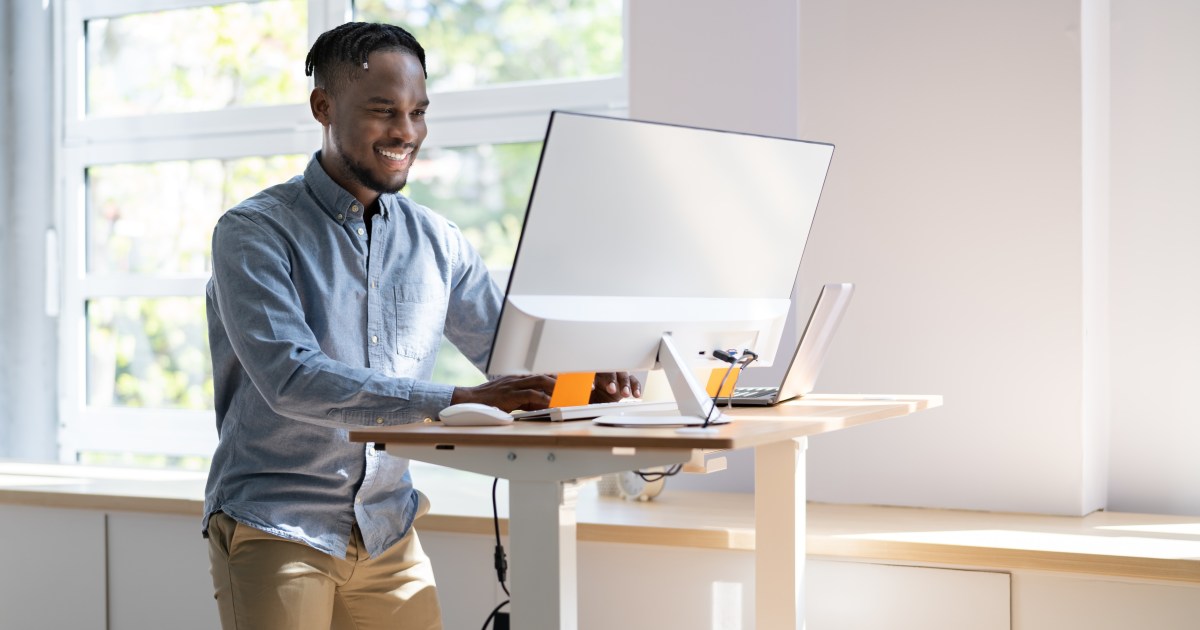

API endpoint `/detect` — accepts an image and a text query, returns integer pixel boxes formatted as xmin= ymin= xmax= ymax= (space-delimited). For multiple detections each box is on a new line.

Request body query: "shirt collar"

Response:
xmin=304 ymin=152 xmax=399 ymax=223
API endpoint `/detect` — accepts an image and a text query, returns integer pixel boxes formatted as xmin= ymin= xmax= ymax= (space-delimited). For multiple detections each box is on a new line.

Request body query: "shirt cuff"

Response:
xmin=340 ymin=381 xmax=455 ymax=426
xmin=406 ymin=381 xmax=455 ymax=423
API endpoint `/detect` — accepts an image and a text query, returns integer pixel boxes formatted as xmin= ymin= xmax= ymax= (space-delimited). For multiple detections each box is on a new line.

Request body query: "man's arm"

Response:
xmin=438 ymin=224 xmax=557 ymax=410
xmin=209 ymin=212 xmax=451 ymax=428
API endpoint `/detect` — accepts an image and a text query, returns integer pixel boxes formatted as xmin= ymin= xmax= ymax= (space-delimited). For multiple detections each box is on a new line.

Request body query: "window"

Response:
xmin=56 ymin=0 xmax=627 ymax=467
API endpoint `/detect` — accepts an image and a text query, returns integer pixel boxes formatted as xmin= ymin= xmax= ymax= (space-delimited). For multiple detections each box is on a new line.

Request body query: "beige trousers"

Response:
xmin=207 ymin=504 xmax=441 ymax=630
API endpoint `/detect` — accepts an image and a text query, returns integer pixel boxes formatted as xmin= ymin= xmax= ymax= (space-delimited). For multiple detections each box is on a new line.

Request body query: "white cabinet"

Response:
xmin=1013 ymin=573 xmax=1200 ymax=630
xmin=106 ymin=512 xmax=220 ymax=630
xmin=808 ymin=560 xmax=1011 ymax=630
xmin=421 ymin=533 xmax=1013 ymax=630
xmin=0 ymin=505 xmax=106 ymax=630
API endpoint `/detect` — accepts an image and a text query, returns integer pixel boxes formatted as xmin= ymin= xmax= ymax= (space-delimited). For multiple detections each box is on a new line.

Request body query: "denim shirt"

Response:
xmin=203 ymin=153 xmax=502 ymax=559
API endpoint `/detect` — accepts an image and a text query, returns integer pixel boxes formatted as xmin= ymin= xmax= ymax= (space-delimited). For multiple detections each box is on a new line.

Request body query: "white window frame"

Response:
xmin=54 ymin=0 xmax=628 ymax=462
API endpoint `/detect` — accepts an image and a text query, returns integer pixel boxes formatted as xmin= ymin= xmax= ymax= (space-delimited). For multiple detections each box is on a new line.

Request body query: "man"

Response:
xmin=203 ymin=22 xmax=637 ymax=630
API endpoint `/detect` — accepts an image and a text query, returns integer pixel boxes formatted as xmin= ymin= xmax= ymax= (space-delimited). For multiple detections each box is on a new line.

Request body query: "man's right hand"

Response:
xmin=451 ymin=375 xmax=556 ymax=412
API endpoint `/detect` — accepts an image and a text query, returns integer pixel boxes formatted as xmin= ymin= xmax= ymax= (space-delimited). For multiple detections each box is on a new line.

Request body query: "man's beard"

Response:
xmin=340 ymin=150 xmax=407 ymax=195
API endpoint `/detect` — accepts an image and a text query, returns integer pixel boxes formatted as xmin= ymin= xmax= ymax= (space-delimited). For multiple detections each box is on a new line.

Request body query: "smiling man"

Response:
xmin=201 ymin=22 xmax=637 ymax=630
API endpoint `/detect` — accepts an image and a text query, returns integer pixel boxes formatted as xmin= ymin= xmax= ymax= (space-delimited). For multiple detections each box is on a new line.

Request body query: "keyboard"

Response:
xmin=512 ymin=400 xmax=679 ymax=422
xmin=727 ymin=386 xmax=780 ymax=401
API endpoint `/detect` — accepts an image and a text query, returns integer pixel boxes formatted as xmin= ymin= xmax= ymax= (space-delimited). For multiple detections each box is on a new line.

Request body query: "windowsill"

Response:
xmin=2 ymin=460 xmax=1197 ymax=584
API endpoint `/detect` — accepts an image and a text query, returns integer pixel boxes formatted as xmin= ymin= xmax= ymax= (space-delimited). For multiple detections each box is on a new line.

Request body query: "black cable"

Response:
xmin=633 ymin=350 xmax=761 ymax=485
xmin=480 ymin=599 xmax=510 ymax=630
xmin=491 ymin=478 xmax=509 ymax=597
xmin=636 ymin=463 xmax=683 ymax=482
xmin=481 ymin=478 xmax=510 ymax=629
xmin=722 ymin=350 xmax=759 ymax=410
xmin=700 ymin=348 xmax=739 ymax=427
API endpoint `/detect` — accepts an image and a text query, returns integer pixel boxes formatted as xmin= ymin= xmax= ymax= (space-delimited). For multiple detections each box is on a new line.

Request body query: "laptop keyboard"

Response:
xmin=727 ymin=387 xmax=780 ymax=400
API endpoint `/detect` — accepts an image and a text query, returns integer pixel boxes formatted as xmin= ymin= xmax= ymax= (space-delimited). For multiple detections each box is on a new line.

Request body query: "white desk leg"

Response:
xmin=508 ymin=479 xmax=579 ymax=630
xmin=755 ymin=436 xmax=808 ymax=630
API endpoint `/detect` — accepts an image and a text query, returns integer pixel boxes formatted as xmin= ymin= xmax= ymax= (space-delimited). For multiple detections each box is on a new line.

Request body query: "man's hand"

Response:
xmin=451 ymin=375 xmax=556 ymax=412
xmin=589 ymin=372 xmax=642 ymax=404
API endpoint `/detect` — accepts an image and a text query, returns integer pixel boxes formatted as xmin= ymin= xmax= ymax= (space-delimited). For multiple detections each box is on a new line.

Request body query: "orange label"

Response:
xmin=549 ymin=372 xmax=596 ymax=408
xmin=705 ymin=367 xmax=741 ymax=397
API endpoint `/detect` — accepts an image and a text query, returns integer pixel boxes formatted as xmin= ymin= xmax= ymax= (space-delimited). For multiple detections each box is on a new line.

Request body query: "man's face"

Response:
xmin=312 ymin=50 xmax=429 ymax=205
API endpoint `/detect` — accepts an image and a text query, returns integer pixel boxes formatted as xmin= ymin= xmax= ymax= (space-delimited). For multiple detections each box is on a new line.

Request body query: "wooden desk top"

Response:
xmin=349 ymin=394 xmax=941 ymax=450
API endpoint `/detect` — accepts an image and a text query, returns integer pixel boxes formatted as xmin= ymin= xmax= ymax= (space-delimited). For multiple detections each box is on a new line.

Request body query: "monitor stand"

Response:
xmin=591 ymin=334 xmax=730 ymax=432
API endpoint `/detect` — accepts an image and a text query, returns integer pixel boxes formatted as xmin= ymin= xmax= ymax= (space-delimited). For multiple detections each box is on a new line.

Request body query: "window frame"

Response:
xmin=54 ymin=0 xmax=628 ymax=462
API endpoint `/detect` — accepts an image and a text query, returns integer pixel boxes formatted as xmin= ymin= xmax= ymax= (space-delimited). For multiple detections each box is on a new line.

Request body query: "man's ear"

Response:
xmin=310 ymin=87 xmax=332 ymax=126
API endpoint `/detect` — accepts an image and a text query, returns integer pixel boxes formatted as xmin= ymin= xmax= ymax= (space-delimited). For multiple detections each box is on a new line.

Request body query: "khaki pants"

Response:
xmin=207 ymin=505 xmax=441 ymax=630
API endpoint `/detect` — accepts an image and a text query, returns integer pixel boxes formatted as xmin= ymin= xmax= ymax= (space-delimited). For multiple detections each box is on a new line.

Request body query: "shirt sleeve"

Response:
xmin=442 ymin=222 xmax=504 ymax=374
xmin=208 ymin=211 xmax=453 ymax=429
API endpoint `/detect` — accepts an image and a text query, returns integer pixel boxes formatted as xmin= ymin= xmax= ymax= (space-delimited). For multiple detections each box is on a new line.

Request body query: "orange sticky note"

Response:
xmin=705 ymin=367 xmax=741 ymax=398
xmin=549 ymin=372 xmax=596 ymax=408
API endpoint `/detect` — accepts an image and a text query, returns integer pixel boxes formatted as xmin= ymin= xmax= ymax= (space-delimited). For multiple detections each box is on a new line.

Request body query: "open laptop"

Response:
xmin=724 ymin=282 xmax=855 ymax=406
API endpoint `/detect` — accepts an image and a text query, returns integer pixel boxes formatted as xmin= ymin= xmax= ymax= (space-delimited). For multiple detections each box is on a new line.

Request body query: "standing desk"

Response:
xmin=350 ymin=394 xmax=940 ymax=630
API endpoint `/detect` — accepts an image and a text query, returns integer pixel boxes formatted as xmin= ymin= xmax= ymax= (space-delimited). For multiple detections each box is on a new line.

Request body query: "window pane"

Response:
xmin=355 ymin=0 xmax=623 ymax=91
xmin=87 ymin=297 xmax=212 ymax=410
xmin=87 ymin=155 xmax=307 ymax=275
xmin=85 ymin=0 xmax=308 ymax=117
xmin=407 ymin=142 xmax=539 ymax=268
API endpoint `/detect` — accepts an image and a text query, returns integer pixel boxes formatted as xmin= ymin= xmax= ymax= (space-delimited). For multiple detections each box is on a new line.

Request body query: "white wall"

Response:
xmin=1107 ymin=0 xmax=1200 ymax=515
xmin=796 ymin=0 xmax=1098 ymax=515
xmin=629 ymin=1 xmax=1200 ymax=516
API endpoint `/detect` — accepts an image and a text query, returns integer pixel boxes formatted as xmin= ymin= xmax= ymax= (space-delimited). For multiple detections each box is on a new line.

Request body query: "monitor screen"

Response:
xmin=487 ymin=112 xmax=835 ymax=379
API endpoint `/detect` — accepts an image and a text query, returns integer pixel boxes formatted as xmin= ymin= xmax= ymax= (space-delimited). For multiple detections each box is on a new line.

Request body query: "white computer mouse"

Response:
xmin=438 ymin=403 xmax=514 ymax=426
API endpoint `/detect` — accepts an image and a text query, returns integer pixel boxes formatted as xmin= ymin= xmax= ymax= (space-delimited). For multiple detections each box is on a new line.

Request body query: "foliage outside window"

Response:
xmin=356 ymin=0 xmax=623 ymax=91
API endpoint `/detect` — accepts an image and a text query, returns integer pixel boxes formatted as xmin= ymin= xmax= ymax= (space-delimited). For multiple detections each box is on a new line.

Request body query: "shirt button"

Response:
xmin=356 ymin=496 xmax=363 ymax=504
xmin=357 ymin=227 xmax=365 ymax=236
xmin=337 ymin=213 xmax=344 ymax=221
xmin=352 ymin=204 xmax=360 ymax=213
xmin=376 ymin=417 xmax=385 ymax=424
xmin=371 ymin=335 xmax=378 ymax=344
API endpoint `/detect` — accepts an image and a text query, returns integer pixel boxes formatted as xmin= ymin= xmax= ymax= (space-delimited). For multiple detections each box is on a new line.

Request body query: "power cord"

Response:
xmin=481 ymin=478 xmax=510 ymax=630
xmin=635 ymin=348 xmax=761 ymax=481
xmin=636 ymin=463 xmax=683 ymax=482
xmin=702 ymin=348 xmax=759 ymax=428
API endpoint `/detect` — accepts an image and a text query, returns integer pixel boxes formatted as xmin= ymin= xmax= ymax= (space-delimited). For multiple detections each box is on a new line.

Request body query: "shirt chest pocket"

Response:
xmin=393 ymin=283 xmax=448 ymax=360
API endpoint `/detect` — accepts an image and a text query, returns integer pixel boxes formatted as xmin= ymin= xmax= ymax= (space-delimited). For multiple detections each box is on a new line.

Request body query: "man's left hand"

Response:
xmin=590 ymin=372 xmax=642 ymax=404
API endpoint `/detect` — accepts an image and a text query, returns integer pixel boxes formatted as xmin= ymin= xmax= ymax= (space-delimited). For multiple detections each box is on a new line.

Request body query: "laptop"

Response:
xmin=724 ymin=282 xmax=855 ymax=406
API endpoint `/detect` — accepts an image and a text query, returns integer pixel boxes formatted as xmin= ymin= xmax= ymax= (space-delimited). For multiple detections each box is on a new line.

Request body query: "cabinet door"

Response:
xmin=0 ymin=505 xmax=107 ymax=630
xmin=1013 ymin=573 xmax=1200 ymax=630
xmin=808 ymin=560 xmax=1011 ymax=630
xmin=107 ymin=512 xmax=220 ymax=630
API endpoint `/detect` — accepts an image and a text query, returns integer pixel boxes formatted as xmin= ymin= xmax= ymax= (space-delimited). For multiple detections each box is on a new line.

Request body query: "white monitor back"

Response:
xmin=488 ymin=112 xmax=835 ymax=375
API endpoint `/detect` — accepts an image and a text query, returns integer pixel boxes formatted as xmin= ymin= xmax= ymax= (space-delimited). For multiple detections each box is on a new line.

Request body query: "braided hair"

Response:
xmin=304 ymin=22 xmax=428 ymax=95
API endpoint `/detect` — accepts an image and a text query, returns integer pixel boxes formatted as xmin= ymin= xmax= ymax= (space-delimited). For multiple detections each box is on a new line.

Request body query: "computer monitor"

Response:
xmin=487 ymin=111 xmax=835 ymax=426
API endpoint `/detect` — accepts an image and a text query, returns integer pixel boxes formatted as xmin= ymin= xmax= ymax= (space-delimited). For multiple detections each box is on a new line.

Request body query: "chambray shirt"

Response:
xmin=203 ymin=153 xmax=502 ymax=559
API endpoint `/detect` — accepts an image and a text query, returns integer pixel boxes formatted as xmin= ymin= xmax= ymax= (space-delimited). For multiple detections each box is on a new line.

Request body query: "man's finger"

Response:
xmin=616 ymin=372 xmax=631 ymax=398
